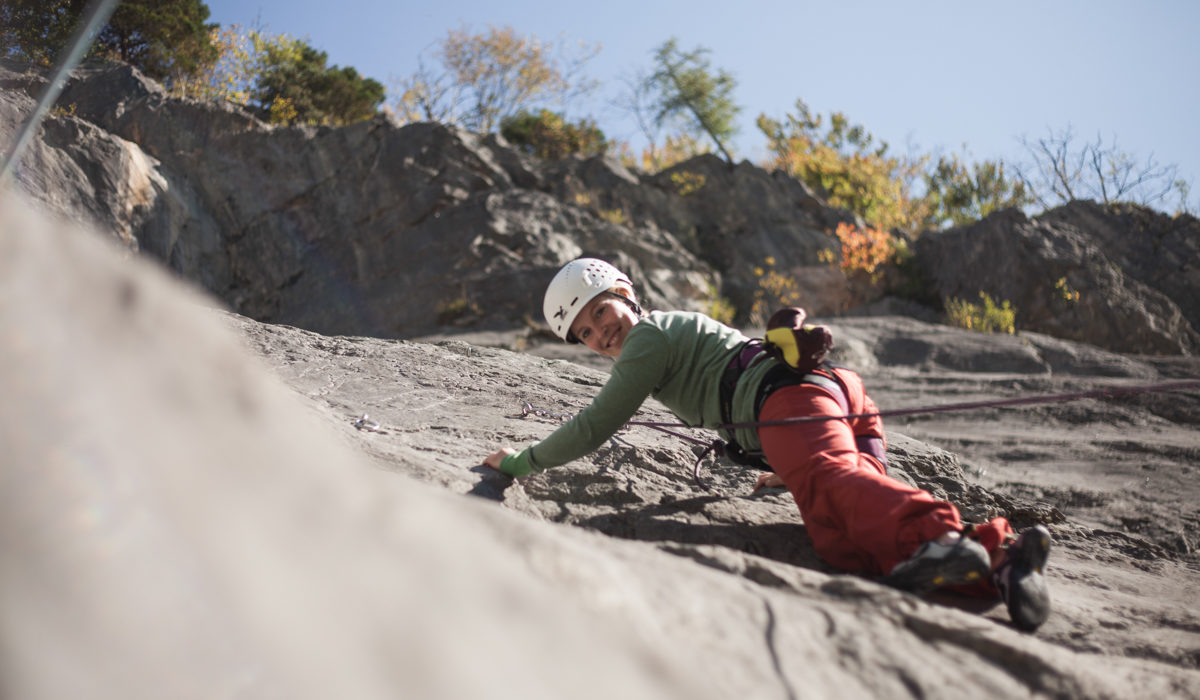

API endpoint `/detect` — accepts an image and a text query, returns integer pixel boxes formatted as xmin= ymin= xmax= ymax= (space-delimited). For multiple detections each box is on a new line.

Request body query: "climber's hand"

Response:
xmin=483 ymin=447 xmax=515 ymax=471
xmin=752 ymin=472 xmax=784 ymax=493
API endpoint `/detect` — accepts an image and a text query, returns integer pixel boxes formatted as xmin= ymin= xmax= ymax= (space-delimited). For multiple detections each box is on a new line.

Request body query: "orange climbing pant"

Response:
xmin=756 ymin=367 xmax=1011 ymax=588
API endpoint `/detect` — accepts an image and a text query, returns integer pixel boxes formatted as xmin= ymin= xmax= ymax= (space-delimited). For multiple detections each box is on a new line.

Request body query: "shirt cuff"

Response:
xmin=499 ymin=448 xmax=535 ymax=477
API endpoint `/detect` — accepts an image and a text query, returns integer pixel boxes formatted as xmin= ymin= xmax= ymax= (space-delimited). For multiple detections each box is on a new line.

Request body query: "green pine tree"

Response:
xmin=1 ymin=0 xmax=91 ymax=65
xmin=0 ymin=0 xmax=218 ymax=82
xmin=94 ymin=0 xmax=218 ymax=81
xmin=645 ymin=38 xmax=741 ymax=165
xmin=249 ymin=36 xmax=384 ymax=126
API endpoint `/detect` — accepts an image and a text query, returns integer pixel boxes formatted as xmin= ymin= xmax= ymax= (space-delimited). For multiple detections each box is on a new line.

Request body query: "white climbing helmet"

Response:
xmin=543 ymin=258 xmax=632 ymax=342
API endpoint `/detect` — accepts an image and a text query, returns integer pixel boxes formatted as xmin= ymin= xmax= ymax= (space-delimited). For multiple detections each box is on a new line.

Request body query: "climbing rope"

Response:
xmin=638 ymin=379 xmax=1200 ymax=432
xmin=519 ymin=378 xmax=1200 ymax=490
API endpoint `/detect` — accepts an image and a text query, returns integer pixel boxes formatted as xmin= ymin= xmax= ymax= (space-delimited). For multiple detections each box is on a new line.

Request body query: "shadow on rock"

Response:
xmin=466 ymin=465 xmax=515 ymax=502
xmin=575 ymin=506 xmax=832 ymax=573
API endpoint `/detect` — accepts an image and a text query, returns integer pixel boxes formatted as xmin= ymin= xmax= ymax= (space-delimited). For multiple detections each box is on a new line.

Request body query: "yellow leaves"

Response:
xmin=268 ymin=96 xmax=298 ymax=125
xmin=630 ymin=132 xmax=710 ymax=172
xmin=759 ymin=104 xmax=926 ymax=231
xmin=1054 ymin=276 xmax=1080 ymax=303
xmin=566 ymin=191 xmax=626 ymax=226
xmin=441 ymin=25 xmax=554 ymax=91
xmin=704 ymin=283 xmax=737 ymax=325
xmin=167 ymin=24 xmax=283 ymax=106
xmin=945 ymin=292 xmax=1016 ymax=334
xmin=749 ymin=257 xmax=802 ymax=326
xmin=431 ymin=24 xmax=582 ymax=132
xmin=500 ymin=109 xmax=607 ymax=160
xmin=668 ymin=171 xmax=707 ymax=196
xmin=832 ymin=222 xmax=896 ymax=280
xmin=392 ymin=24 xmax=599 ymax=133
xmin=598 ymin=208 xmax=628 ymax=225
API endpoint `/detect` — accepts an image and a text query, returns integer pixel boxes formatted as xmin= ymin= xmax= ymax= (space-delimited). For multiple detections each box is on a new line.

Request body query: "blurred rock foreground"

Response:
xmin=3 ymin=60 xmax=1200 ymax=699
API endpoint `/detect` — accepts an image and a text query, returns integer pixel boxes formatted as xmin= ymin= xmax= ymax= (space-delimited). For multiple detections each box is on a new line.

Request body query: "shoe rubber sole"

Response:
xmin=997 ymin=525 xmax=1052 ymax=631
xmin=883 ymin=537 xmax=992 ymax=596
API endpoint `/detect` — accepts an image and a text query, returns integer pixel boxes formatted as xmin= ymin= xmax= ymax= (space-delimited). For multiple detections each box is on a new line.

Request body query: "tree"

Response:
xmin=1015 ymin=125 xmax=1191 ymax=213
xmin=922 ymin=152 xmax=1031 ymax=229
xmin=0 ymin=0 xmax=217 ymax=82
xmin=644 ymin=38 xmax=740 ymax=165
xmin=0 ymin=0 xmax=88 ymax=65
xmin=169 ymin=24 xmax=256 ymax=102
xmin=614 ymin=67 xmax=711 ymax=172
xmin=167 ymin=26 xmax=383 ymax=127
xmin=249 ymin=35 xmax=384 ymax=126
xmin=392 ymin=25 xmax=599 ymax=134
xmin=758 ymin=100 xmax=925 ymax=231
xmin=500 ymin=109 xmax=607 ymax=160
xmin=92 ymin=0 xmax=218 ymax=82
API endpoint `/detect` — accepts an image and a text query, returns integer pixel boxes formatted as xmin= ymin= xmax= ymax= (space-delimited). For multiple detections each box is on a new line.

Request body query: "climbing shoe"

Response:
xmin=993 ymin=525 xmax=1052 ymax=632
xmin=883 ymin=534 xmax=991 ymax=595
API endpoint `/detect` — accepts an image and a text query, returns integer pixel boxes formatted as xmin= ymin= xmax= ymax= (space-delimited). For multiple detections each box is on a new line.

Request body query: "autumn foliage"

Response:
xmin=832 ymin=222 xmax=897 ymax=280
xmin=392 ymin=25 xmax=598 ymax=134
xmin=759 ymin=102 xmax=928 ymax=232
xmin=500 ymin=109 xmax=607 ymax=160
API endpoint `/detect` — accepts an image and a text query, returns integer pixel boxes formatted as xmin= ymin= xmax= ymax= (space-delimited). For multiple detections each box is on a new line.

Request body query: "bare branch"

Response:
xmin=1016 ymin=125 xmax=1189 ymax=212
xmin=390 ymin=25 xmax=599 ymax=133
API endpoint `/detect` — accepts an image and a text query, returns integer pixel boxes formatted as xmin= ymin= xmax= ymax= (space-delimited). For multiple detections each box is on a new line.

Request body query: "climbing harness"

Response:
xmin=518 ymin=378 xmax=1200 ymax=491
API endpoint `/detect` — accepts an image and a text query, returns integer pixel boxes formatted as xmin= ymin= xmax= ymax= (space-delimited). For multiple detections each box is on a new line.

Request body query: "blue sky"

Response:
xmin=204 ymin=0 xmax=1199 ymax=209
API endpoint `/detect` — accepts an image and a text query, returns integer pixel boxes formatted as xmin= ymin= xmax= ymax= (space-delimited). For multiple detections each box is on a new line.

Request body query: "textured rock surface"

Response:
xmin=0 ymin=194 xmax=712 ymax=700
xmin=8 ymin=194 xmax=1200 ymax=698
xmin=914 ymin=207 xmax=1200 ymax=355
xmin=5 ymin=59 xmax=1197 ymax=356
xmin=1039 ymin=200 xmax=1200 ymax=332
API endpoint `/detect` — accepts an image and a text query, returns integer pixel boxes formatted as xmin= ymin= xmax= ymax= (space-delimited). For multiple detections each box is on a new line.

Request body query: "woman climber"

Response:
xmin=481 ymin=257 xmax=1052 ymax=631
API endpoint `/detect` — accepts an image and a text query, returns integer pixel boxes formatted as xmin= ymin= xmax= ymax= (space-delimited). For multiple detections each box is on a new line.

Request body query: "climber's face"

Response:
xmin=569 ymin=292 xmax=639 ymax=358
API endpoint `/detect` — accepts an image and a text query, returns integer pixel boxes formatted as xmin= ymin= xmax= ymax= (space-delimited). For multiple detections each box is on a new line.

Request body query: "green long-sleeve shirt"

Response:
xmin=500 ymin=310 xmax=778 ymax=477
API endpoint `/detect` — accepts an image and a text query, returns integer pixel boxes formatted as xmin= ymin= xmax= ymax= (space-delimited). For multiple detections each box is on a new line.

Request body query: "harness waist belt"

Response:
xmin=717 ymin=342 xmax=887 ymax=472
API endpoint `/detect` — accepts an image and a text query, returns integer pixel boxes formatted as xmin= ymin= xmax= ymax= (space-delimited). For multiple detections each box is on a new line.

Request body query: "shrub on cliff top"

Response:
xmin=500 ymin=109 xmax=607 ymax=160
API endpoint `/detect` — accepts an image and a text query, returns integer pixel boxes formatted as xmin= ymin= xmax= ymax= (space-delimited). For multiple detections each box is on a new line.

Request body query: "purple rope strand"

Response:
xmin=527 ymin=379 xmax=1199 ymax=491
xmin=629 ymin=379 xmax=1200 ymax=433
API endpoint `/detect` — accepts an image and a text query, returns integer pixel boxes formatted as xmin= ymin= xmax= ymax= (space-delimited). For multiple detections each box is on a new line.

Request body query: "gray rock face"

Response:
xmin=539 ymin=153 xmax=852 ymax=314
xmin=4 ymin=59 xmax=1199 ymax=357
xmin=914 ymin=207 xmax=1200 ymax=355
xmin=1039 ymin=200 xmax=1200 ymax=332
xmin=1 ymin=65 xmax=162 ymax=250
xmin=5 ymin=194 xmax=1200 ymax=699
